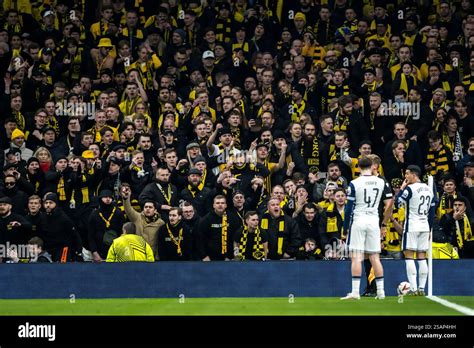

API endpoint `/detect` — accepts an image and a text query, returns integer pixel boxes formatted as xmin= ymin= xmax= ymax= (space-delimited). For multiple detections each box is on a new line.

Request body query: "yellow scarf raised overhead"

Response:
xmin=13 ymin=111 xmax=26 ymax=131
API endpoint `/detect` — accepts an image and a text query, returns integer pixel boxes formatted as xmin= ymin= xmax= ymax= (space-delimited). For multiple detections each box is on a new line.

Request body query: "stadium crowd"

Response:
xmin=0 ymin=0 xmax=473 ymax=265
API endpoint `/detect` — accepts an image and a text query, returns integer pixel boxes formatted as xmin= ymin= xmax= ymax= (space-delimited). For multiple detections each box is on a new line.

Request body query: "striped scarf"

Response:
xmin=436 ymin=192 xmax=457 ymax=220
xmin=456 ymin=216 xmax=473 ymax=250
xmin=57 ymin=175 xmax=66 ymax=201
xmin=261 ymin=212 xmax=285 ymax=255
xmin=238 ymin=226 xmax=264 ymax=260
xmin=290 ymin=100 xmax=306 ymax=122
xmin=442 ymin=131 xmax=463 ymax=162
xmin=221 ymin=213 xmax=228 ymax=254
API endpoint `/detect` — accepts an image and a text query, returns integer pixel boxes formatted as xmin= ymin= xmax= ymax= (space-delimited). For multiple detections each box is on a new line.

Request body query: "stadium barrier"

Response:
xmin=1 ymin=260 xmax=473 ymax=299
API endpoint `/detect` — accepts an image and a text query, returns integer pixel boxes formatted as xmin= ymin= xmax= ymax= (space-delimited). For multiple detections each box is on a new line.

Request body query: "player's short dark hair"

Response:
xmin=406 ymin=165 xmax=422 ymax=177
xmin=358 ymin=156 xmax=372 ymax=170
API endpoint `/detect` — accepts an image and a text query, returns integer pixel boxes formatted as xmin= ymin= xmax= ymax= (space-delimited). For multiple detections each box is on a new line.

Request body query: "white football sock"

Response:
xmin=352 ymin=277 xmax=361 ymax=296
xmin=418 ymin=259 xmax=428 ymax=290
xmin=375 ymin=276 xmax=384 ymax=295
xmin=405 ymin=259 xmax=417 ymax=291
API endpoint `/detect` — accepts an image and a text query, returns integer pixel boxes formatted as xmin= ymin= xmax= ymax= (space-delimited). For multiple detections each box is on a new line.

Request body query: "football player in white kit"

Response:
xmin=395 ymin=165 xmax=435 ymax=296
xmin=341 ymin=157 xmax=393 ymax=300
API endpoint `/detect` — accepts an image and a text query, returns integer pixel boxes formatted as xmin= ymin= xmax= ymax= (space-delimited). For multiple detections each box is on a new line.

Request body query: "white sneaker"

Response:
xmin=375 ymin=293 xmax=385 ymax=299
xmin=340 ymin=293 xmax=361 ymax=300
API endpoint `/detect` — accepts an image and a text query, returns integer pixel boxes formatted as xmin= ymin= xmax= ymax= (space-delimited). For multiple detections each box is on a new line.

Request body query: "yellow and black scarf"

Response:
xmin=221 ymin=213 xmax=228 ymax=254
xmin=325 ymin=202 xmax=345 ymax=238
xmin=99 ymin=206 xmax=116 ymax=228
xmin=399 ymin=73 xmax=417 ymax=94
xmin=384 ymin=206 xmax=404 ymax=252
xmin=156 ymin=183 xmax=172 ymax=205
xmin=290 ymin=100 xmax=306 ymax=123
xmin=333 ymin=111 xmax=350 ymax=132
xmin=238 ymin=226 xmax=264 ymax=260
xmin=57 ymin=175 xmax=66 ymax=201
xmin=187 ymin=184 xmax=200 ymax=198
xmin=261 ymin=211 xmax=285 ymax=255
xmin=300 ymin=137 xmax=320 ymax=174
xmin=436 ymin=192 xmax=457 ymax=220
xmin=215 ymin=17 xmax=232 ymax=43
xmin=456 ymin=216 xmax=473 ymax=250
xmin=427 ymin=146 xmax=450 ymax=177
xmin=13 ymin=111 xmax=26 ymax=131
xmin=442 ymin=131 xmax=463 ymax=162
xmin=167 ymin=222 xmax=183 ymax=256
xmin=197 ymin=169 xmax=207 ymax=191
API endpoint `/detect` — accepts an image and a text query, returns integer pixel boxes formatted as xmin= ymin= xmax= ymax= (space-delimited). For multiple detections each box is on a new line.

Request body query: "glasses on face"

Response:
xmin=5 ymin=182 xmax=15 ymax=186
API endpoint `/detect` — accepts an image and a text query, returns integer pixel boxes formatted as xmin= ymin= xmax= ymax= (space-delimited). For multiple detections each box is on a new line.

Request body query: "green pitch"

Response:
xmin=0 ymin=296 xmax=473 ymax=315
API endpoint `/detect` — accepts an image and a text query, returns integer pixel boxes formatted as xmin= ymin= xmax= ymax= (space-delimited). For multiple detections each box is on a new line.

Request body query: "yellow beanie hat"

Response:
xmin=11 ymin=128 xmax=25 ymax=140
